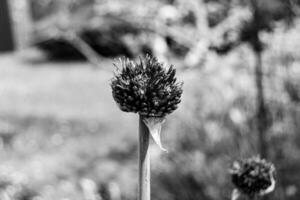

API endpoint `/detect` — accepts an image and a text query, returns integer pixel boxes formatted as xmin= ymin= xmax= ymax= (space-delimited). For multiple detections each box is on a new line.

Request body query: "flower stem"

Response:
xmin=139 ymin=115 xmax=151 ymax=200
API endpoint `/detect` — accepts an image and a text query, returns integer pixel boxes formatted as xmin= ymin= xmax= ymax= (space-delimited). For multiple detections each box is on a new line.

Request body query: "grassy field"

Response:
xmin=0 ymin=53 xmax=140 ymax=200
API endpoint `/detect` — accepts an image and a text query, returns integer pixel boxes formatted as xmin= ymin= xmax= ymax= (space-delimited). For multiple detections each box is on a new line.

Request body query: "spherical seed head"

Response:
xmin=230 ymin=156 xmax=276 ymax=197
xmin=111 ymin=55 xmax=183 ymax=118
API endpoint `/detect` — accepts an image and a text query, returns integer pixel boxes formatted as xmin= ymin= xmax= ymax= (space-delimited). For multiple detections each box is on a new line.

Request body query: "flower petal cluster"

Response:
xmin=111 ymin=56 xmax=183 ymax=118
xmin=230 ymin=156 xmax=275 ymax=197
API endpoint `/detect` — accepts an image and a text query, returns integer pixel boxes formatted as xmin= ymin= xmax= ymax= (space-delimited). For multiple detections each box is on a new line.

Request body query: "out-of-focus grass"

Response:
xmin=0 ymin=54 xmax=138 ymax=199
xmin=0 ymin=54 xmax=122 ymax=119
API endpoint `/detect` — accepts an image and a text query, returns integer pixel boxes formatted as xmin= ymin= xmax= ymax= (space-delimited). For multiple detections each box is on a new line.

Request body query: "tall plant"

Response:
xmin=111 ymin=55 xmax=183 ymax=200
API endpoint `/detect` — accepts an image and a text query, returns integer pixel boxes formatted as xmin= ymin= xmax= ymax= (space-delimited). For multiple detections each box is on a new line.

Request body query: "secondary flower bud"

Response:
xmin=111 ymin=55 xmax=183 ymax=118
xmin=230 ymin=156 xmax=276 ymax=198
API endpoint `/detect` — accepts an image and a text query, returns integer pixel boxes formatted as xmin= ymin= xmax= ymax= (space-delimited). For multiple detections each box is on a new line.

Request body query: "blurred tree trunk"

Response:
xmin=10 ymin=0 xmax=33 ymax=51
xmin=250 ymin=0 xmax=269 ymax=159
xmin=0 ymin=0 xmax=15 ymax=52
xmin=254 ymin=49 xmax=268 ymax=159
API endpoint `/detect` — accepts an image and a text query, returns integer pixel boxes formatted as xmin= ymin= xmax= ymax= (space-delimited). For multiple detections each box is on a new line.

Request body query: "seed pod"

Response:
xmin=230 ymin=156 xmax=276 ymax=198
xmin=111 ymin=55 xmax=183 ymax=118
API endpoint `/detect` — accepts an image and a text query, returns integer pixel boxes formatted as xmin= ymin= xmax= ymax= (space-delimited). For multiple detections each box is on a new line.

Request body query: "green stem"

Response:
xmin=139 ymin=115 xmax=151 ymax=200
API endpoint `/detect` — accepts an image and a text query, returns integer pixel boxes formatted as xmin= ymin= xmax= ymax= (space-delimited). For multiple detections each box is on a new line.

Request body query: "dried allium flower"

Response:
xmin=230 ymin=156 xmax=276 ymax=198
xmin=111 ymin=55 xmax=183 ymax=118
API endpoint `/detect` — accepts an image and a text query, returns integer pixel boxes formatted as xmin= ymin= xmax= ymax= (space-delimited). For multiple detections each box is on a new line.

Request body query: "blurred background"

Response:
xmin=1 ymin=0 xmax=300 ymax=199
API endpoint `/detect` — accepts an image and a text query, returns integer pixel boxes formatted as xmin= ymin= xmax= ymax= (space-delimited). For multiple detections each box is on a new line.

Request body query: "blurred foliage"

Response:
xmin=29 ymin=0 xmax=197 ymax=60
xmin=30 ymin=0 xmax=95 ymax=21
xmin=151 ymin=20 xmax=300 ymax=200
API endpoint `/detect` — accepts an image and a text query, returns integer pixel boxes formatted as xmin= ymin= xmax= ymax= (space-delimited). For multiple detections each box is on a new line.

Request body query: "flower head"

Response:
xmin=230 ymin=156 xmax=276 ymax=197
xmin=111 ymin=55 xmax=183 ymax=118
